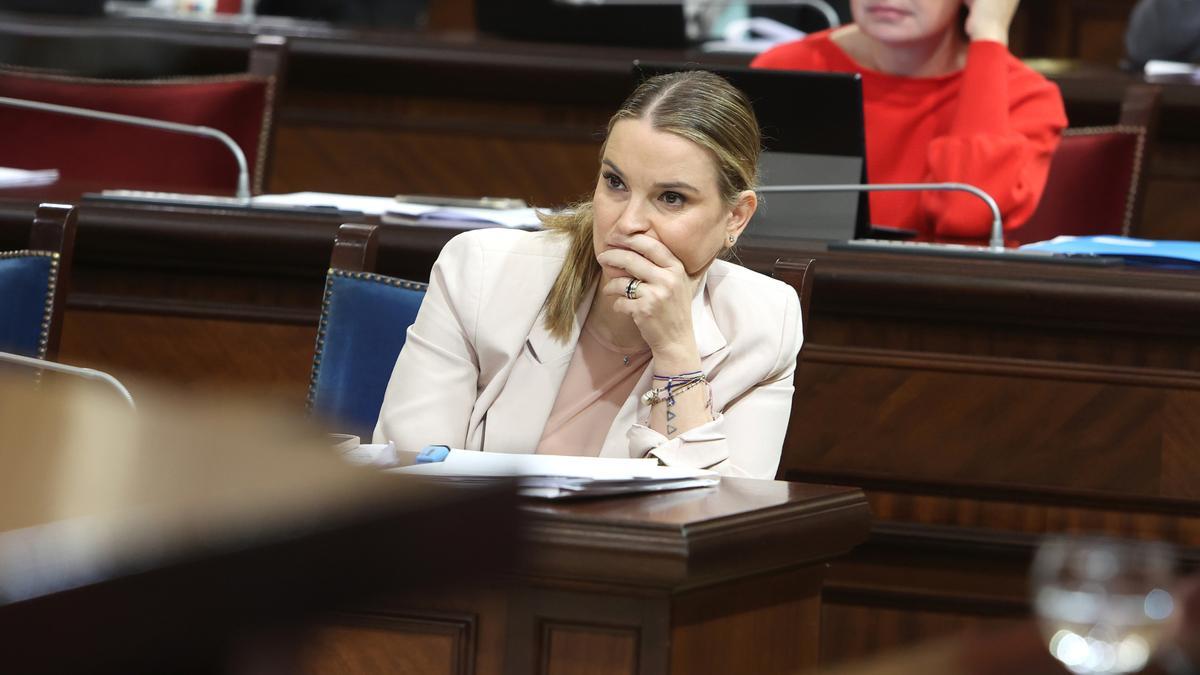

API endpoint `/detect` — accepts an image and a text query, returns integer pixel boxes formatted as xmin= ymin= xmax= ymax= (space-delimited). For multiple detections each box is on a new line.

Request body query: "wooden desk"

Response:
xmin=0 ymin=378 xmax=519 ymax=675
xmin=3 ymin=189 xmax=1197 ymax=666
xmin=0 ymin=190 xmax=458 ymax=404
xmin=768 ymin=246 xmax=1200 ymax=664
xmin=301 ymin=478 xmax=871 ymax=675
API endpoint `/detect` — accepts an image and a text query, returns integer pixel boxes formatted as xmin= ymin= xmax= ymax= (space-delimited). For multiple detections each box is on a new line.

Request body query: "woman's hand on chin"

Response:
xmin=963 ymin=0 xmax=1020 ymax=46
xmin=596 ymin=234 xmax=701 ymax=369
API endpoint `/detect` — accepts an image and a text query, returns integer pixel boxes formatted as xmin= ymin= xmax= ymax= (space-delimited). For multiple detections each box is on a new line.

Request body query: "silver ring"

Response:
xmin=625 ymin=278 xmax=642 ymax=300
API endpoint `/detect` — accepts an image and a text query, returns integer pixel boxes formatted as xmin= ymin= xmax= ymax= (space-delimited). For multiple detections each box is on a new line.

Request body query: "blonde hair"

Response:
xmin=540 ymin=70 xmax=762 ymax=341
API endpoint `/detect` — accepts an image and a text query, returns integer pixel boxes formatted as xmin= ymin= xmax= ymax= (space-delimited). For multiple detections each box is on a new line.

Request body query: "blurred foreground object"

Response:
xmin=0 ymin=374 xmax=517 ymax=675
xmin=1032 ymin=535 xmax=1177 ymax=675
xmin=0 ymin=349 xmax=135 ymax=409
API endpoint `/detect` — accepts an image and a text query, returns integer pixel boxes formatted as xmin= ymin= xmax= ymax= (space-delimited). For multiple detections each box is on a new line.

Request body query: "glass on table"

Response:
xmin=1031 ymin=534 xmax=1177 ymax=675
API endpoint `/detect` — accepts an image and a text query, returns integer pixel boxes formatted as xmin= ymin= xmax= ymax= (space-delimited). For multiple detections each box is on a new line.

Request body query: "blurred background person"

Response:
xmin=752 ymin=0 xmax=1066 ymax=241
xmin=1124 ymin=0 xmax=1200 ymax=69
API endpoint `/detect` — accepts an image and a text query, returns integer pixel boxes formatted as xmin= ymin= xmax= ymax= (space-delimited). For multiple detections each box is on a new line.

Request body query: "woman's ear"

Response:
xmin=725 ymin=190 xmax=758 ymax=246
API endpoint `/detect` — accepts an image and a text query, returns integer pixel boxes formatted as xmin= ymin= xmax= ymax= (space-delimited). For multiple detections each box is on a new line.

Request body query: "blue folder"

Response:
xmin=1020 ymin=236 xmax=1200 ymax=270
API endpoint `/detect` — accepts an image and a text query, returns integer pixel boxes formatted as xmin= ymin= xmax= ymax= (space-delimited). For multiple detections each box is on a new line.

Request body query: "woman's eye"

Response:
xmin=603 ymin=172 xmax=625 ymax=190
xmin=661 ymin=191 xmax=686 ymax=206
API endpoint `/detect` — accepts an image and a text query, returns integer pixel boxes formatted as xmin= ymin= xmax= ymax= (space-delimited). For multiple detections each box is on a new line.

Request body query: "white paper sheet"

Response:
xmin=0 ymin=167 xmax=59 ymax=188
xmin=388 ymin=450 xmax=720 ymax=499
xmin=251 ymin=191 xmax=399 ymax=214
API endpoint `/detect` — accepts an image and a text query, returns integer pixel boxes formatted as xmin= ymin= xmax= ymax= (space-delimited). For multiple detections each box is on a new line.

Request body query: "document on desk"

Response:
xmin=1020 ymin=235 xmax=1200 ymax=269
xmin=251 ymin=191 xmax=398 ymax=214
xmin=1145 ymin=59 xmax=1200 ymax=81
xmin=253 ymin=193 xmax=548 ymax=228
xmin=390 ymin=450 xmax=720 ymax=500
xmin=0 ymin=167 xmax=58 ymax=188
xmin=383 ymin=202 xmax=545 ymax=229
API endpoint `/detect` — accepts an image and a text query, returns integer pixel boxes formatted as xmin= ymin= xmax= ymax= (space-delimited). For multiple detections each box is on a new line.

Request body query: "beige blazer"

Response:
xmin=373 ymin=228 xmax=803 ymax=478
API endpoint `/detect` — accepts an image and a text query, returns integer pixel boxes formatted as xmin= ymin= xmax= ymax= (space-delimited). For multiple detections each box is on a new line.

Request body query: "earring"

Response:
xmin=728 ymin=234 xmax=736 ymax=244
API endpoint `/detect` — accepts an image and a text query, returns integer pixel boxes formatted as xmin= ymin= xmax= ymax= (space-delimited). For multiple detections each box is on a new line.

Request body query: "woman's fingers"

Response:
xmin=602 ymin=276 xmax=650 ymax=301
xmin=601 ymin=277 xmax=658 ymax=321
xmin=964 ymin=0 xmax=1019 ymax=43
xmin=620 ymin=233 xmax=682 ymax=271
xmin=596 ymin=247 xmax=664 ymax=284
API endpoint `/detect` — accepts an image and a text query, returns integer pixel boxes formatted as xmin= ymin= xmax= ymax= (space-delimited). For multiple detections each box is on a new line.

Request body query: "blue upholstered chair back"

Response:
xmin=307 ymin=269 xmax=428 ymax=440
xmin=0 ymin=250 xmax=60 ymax=359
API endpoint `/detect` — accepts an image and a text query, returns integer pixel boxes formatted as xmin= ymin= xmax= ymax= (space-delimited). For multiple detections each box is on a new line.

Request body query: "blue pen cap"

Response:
xmin=416 ymin=445 xmax=451 ymax=463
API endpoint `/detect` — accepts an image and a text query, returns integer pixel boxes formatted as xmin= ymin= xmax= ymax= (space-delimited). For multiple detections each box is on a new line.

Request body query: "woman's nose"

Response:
xmin=614 ymin=198 xmax=651 ymax=234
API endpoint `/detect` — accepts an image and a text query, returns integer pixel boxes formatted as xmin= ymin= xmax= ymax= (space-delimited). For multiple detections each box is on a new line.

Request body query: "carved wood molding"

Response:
xmin=803 ymin=343 xmax=1200 ymax=390
xmin=783 ymin=467 xmax=1200 ymax=516
xmin=824 ymin=521 xmax=1200 ymax=616
xmin=65 ymin=292 xmax=320 ymax=324
xmin=773 ymin=254 xmax=1200 ymax=337
xmin=524 ymin=490 xmax=867 ymax=554
xmin=823 ymin=582 xmax=1032 ymax=618
xmin=537 ymin=621 xmax=641 ymax=675
xmin=519 ymin=489 xmax=870 ymax=591
xmin=868 ymin=521 xmax=1200 ymax=565
xmin=317 ymin=609 xmax=478 ymax=675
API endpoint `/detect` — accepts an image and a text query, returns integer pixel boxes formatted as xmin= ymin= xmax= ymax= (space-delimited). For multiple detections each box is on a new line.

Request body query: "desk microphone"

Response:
xmin=0 ymin=95 xmax=251 ymax=202
xmin=758 ymin=181 xmax=1006 ymax=250
xmin=0 ymin=350 xmax=137 ymax=411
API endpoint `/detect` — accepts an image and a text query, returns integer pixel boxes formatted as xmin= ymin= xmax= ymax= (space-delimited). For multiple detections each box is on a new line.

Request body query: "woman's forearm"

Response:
xmin=647 ymin=350 xmax=712 ymax=438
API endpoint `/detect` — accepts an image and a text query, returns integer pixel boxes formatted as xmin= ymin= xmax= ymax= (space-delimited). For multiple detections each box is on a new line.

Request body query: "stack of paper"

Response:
xmin=250 ymin=192 xmax=546 ymax=229
xmin=250 ymin=191 xmax=397 ymax=214
xmin=0 ymin=167 xmax=58 ymax=188
xmin=1145 ymin=60 xmax=1200 ymax=81
xmin=383 ymin=202 xmax=544 ymax=229
xmin=391 ymin=450 xmax=720 ymax=500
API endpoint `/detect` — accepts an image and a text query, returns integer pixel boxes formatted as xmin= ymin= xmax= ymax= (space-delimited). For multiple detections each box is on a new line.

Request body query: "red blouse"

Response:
xmin=752 ymin=30 xmax=1067 ymax=239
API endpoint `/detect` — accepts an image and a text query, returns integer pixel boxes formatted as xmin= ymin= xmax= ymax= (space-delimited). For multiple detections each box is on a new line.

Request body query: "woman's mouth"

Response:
xmin=865 ymin=5 xmax=910 ymax=21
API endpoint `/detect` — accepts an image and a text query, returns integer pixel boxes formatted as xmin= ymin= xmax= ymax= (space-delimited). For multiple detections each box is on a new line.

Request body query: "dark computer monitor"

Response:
xmin=478 ymin=2 xmax=688 ymax=49
xmin=0 ymin=0 xmax=105 ymax=14
xmin=631 ymin=62 xmax=871 ymax=243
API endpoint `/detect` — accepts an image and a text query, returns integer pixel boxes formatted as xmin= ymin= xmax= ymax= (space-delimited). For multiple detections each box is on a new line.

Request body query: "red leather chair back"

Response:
xmin=0 ymin=67 xmax=275 ymax=195
xmin=1016 ymin=126 xmax=1146 ymax=244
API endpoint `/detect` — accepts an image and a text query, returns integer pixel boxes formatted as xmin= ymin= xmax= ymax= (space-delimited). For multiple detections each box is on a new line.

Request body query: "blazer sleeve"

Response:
xmin=373 ymin=232 xmax=483 ymax=451
xmin=627 ymin=285 xmax=804 ymax=479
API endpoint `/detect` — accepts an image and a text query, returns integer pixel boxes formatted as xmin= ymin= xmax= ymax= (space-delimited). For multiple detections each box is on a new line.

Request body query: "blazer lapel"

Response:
xmin=692 ymin=278 xmax=727 ymax=362
xmin=482 ymin=285 xmax=596 ymax=454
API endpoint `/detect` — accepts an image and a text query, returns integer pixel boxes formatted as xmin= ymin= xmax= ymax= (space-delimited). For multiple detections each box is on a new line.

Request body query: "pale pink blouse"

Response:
xmin=534 ymin=322 xmax=651 ymax=457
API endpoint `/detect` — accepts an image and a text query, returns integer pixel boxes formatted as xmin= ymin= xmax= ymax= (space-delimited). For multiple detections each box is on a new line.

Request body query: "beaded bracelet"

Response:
xmin=641 ymin=372 xmax=707 ymax=407
xmin=653 ymin=370 xmax=703 ymax=382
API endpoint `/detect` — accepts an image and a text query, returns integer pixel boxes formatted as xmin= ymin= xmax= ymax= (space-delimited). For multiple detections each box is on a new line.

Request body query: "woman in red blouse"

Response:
xmin=752 ymin=0 xmax=1066 ymax=240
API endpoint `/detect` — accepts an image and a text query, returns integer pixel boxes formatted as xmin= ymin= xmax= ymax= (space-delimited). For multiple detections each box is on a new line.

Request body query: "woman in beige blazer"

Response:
xmin=374 ymin=71 xmax=803 ymax=478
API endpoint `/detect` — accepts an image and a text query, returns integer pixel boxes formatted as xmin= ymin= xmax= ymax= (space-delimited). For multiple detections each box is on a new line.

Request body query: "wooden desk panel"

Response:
xmin=298 ymin=479 xmax=871 ymax=675
xmin=792 ymin=353 xmax=1200 ymax=499
xmin=772 ymin=251 xmax=1200 ymax=665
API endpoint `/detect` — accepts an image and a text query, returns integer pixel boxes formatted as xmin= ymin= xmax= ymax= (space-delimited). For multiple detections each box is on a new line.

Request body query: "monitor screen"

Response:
xmin=630 ymin=61 xmax=870 ymax=243
xmin=478 ymin=2 xmax=688 ymax=49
